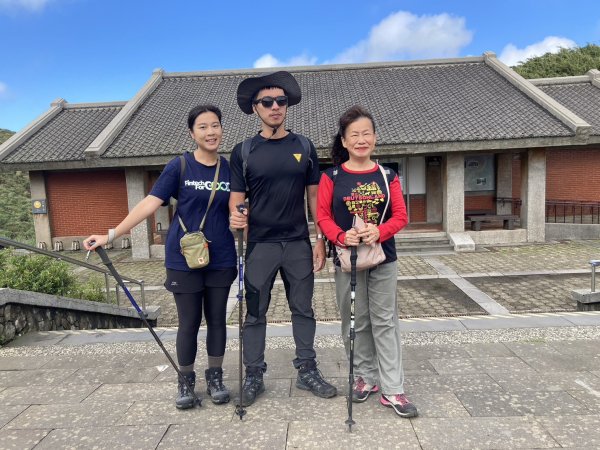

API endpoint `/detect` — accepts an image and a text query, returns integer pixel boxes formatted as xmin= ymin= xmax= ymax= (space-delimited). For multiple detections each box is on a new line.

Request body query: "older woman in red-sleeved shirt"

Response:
xmin=317 ymin=105 xmax=417 ymax=419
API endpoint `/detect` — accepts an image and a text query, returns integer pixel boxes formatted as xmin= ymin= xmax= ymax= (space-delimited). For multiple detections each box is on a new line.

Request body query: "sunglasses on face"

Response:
xmin=253 ymin=95 xmax=288 ymax=108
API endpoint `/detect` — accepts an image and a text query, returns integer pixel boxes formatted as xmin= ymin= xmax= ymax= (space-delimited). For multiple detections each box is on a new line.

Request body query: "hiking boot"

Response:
xmin=205 ymin=367 xmax=230 ymax=405
xmin=175 ymin=371 xmax=199 ymax=409
xmin=380 ymin=393 xmax=418 ymax=418
xmin=240 ymin=369 xmax=265 ymax=407
xmin=296 ymin=362 xmax=337 ymax=398
xmin=352 ymin=376 xmax=379 ymax=403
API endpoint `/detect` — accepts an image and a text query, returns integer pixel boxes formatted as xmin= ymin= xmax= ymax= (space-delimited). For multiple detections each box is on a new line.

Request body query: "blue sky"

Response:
xmin=1 ymin=0 xmax=599 ymax=132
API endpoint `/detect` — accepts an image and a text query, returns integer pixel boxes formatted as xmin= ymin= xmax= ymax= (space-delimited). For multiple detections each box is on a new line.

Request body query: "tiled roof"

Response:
xmin=537 ymin=82 xmax=600 ymax=136
xmin=3 ymin=105 xmax=122 ymax=163
xmin=103 ymin=61 xmax=572 ymax=158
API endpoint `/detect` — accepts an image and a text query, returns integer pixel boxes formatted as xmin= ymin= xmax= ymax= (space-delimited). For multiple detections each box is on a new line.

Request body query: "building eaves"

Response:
xmin=484 ymin=52 xmax=591 ymax=142
xmin=0 ymin=101 xmax=123 ymax=167
xmin=532 ymin=69 xmax=600 ymax=138
xmin=84 ymin=69 xmax=164 ymax=158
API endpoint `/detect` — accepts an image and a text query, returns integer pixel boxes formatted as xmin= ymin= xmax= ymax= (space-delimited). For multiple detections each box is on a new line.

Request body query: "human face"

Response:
xmin=341 ymin=117 xmax=377 ymax=162
xmin=189 ymin=111 xmax=222 ymax=153
xmin=253 ymin=87 xmax=287 ymax=129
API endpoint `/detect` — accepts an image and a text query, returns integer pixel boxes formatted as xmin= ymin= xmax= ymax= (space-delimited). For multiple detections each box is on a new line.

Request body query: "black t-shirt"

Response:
xmin=230 ymin=132 xmax=320 ymax=243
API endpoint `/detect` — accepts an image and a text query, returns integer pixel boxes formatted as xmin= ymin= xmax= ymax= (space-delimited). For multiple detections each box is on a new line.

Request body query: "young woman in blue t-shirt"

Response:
xmin=83 ymin=104 xmax=237 ymax=409
xmin=317 ymin=105 xmax=418 ymax=418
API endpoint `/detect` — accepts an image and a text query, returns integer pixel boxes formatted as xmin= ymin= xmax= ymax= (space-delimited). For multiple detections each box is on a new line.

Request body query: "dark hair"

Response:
xmin=331 ymin=105 xmax=376 ymax=166
xmin=187 ymin=104 xmax=222 ymax=130
xmin=253 ymin=85 xmax=284 ymax=101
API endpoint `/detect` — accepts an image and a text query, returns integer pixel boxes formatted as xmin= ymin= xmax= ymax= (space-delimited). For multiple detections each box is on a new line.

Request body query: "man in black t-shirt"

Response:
xmin=229 ymin=71 xmax=337 ymax=406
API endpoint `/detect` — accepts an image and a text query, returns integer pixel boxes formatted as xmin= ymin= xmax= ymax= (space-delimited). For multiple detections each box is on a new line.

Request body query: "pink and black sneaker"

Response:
xmin=352 ymin=376 xmax=379 ymax=403
xmin=380 ymin=393 xmax=418 ymax=418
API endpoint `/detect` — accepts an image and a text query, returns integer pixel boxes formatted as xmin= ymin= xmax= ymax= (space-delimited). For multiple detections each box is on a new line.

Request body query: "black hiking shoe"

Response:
xmin=175 ymin=371 xmax=199 ymax=409
xmin=296 ymin=362 xmax=337 ymax=398
xmin=205 ymin=367 xmax=230 ymax=404
xmin=240 ymin=369 xmax=265 ymax=407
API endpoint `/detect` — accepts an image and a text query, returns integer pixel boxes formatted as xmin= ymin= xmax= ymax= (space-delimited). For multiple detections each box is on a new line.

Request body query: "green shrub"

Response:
xmin=0 ymin=250 xmax=112 ymax=303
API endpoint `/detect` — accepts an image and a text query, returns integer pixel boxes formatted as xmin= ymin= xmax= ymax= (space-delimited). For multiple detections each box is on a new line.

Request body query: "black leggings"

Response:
xmin=174 ymin=286 xmax=229 ymax=367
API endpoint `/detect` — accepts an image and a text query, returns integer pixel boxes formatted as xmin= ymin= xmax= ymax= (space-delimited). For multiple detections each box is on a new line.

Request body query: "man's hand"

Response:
xmin=230 ymin=208 xmax=248 ymax=230
xmin=313 ymin=239 xmax=326 ymax=272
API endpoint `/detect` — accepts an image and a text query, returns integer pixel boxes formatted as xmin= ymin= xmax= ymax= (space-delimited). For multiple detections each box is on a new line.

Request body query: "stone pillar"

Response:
xmin=28 ymin=171 xmax=52 ymax=248
xmin=125 ymin=168 xmax=151 ymax=259
xmin=443 ymin=153 xmax=465 ymax=233
xmin=521 ymin=148 xmax=546 ymax=242
xmin=496 ymin=153 xmax=513 ymax=215
xmin=426 ymin=157 xmax=443 ymax=223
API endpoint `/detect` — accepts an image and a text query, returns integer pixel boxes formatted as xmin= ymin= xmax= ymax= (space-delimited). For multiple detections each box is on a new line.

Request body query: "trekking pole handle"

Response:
xmin=95 ymin=246 xmax=125 ymax=285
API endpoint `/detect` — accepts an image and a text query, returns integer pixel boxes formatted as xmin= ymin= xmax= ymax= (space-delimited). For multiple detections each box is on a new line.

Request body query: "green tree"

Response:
xmin=513 ymin=44 xmax=600 ymax=79
xmin=0 ymin=129 xmax=35 ymax=243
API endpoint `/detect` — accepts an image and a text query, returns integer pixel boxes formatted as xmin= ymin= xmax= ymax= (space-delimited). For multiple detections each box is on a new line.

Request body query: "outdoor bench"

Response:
xmin=467 ymin=214 xmax=519 ymax=231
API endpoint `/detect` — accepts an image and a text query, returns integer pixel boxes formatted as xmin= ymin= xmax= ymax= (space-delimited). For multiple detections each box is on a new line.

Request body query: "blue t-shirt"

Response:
xmin=150 ymin=152 xmax=236 ymax=271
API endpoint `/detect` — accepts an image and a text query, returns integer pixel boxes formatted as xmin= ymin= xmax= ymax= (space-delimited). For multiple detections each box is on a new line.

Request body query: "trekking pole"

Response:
xmin=94 ymin=246 xmax=201 ymax=407
xmin=345 ymin=246 xmax=358 ymax=432
xmin=234 ymin=204 xmax=247 ymax=420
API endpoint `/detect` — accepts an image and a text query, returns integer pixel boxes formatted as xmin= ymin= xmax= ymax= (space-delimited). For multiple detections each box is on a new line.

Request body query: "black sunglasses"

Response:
xmin=253 ymin=95 xmax=288 ymax=108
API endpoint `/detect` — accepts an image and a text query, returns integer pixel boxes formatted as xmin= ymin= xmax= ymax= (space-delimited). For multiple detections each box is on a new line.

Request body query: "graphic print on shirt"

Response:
xmin=344 ymin=180 xmax=385 ymax=224
xmin=293 ymin=153 xmax=302 ymax=162
xmin=183 ymin=179 xmax=231 ymax=192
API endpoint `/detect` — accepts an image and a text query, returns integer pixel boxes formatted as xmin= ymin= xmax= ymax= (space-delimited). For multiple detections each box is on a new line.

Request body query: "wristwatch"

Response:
xmin=316 ymin=234 xmax=325 ymax=240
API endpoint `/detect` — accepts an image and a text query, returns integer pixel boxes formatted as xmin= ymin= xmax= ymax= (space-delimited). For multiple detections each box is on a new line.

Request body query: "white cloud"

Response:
xmin=328 ymin=11 xmax=473 ymax=64
xmin=253 ymin=52 xmax=318 ymax=69
xmin=0 ymin=82 xmax=7 ymax=97
xmin=253 ymin=10 xmax=472 ymax=69
xmin=0 ymin=0 xmax=51 ymax=12
xmin=499 ymin=36 xmax=577 ymax=66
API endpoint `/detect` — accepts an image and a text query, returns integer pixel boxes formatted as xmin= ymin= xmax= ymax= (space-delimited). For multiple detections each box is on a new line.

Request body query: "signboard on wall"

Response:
xmin=464 ymin=155 xmax=495 ymax=192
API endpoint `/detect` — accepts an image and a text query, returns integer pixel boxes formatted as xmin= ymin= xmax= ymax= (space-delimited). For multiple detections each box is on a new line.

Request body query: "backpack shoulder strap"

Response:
xmin=241 ymin=137 xmax=254 ymax=191
xmin=296 ymin=134 xmax=313 ymax=170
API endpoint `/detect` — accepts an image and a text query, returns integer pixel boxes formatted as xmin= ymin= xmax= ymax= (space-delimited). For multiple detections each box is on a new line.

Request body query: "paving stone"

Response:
xmin=405 ymin=391 xmax=470 ymax=418
xmin=566 ymin=389 xmax=600 ymax=412
xmin=0 ymin=383 xmax=99 ymax=405
xmin=408 ymin=374 xmax=504 ymax=394
xmin=39 ymin=354 xmax=131 ymax=370
xmin=456 ymin=390 xmax=590 ymax=417
xmin=84 ymin=382 xmax=173 ymax=403
xmin=489 ymin=371 xmax=600 ymax=392
xmin=413 ymin=416 xmax=560 ymax=449
xmin=0 ymin=429 xmax=50 ymax=450
xmin=462 ymin=342 xmax=516 ymax=358
xmin=0 ymin=356 xmax=53 ymax=370
xmin=5 ymin=401 xmax=132 ymax=429
xmin=538 ymin=415 xmax=600 ymax=448
xmin=119 ymin=400 xmax=233 ymax=425
xmin=0 ymin=368 xmax=77 ymax=387
xmin=64 ymin=365 xmax=163 ymax=384
xmin=0 ymin=404 xmax=28 ymax=428
xmin=35 ymin=425 xmax=168 ymax=450
xmin=157 ymin=422 xmax=288 ymax=449
xmin=428 ymin=356 xmax=533 ymax=374
xmin=287 ymin=418 xmax=421 ymax=449
xmin=402 ymin=344 xmax=471 ymax=361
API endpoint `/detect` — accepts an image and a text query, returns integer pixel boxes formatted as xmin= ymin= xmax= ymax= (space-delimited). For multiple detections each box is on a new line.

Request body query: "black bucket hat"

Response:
xmin=237 ymin=70 xmax=302 ymax=115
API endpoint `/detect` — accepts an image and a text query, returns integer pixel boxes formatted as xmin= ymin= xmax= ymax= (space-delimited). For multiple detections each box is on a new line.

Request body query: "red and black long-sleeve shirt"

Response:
xmin=317 ymin=164 xmax=408 ymax=264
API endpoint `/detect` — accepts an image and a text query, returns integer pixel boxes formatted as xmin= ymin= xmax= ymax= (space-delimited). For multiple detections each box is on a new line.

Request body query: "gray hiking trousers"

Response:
xmin=243 ymin=239 xmax=316 ymax=371
xmin=334 ymin=260 xmax=406 ymax=394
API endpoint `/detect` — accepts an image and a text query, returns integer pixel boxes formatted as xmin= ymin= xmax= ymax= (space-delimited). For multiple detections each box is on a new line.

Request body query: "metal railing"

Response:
xmin=546 ymin=201 xmax=600 ymax=224
xmin=0 ymin=236 xmax=146 ymax=310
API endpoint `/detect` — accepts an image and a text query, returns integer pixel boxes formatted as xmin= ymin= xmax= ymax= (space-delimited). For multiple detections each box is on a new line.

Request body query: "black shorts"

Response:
xmin=165 ymin=267 xmax=237 ymax=294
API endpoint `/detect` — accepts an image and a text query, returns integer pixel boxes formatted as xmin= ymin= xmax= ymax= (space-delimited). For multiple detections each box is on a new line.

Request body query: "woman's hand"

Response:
xmin=83 ymin=234 xmax=108 ymax=251
xmin=343 ymin=228 xmax=360 ymax=246
xmin=357 ymin=223 xmax=380 ymax=245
